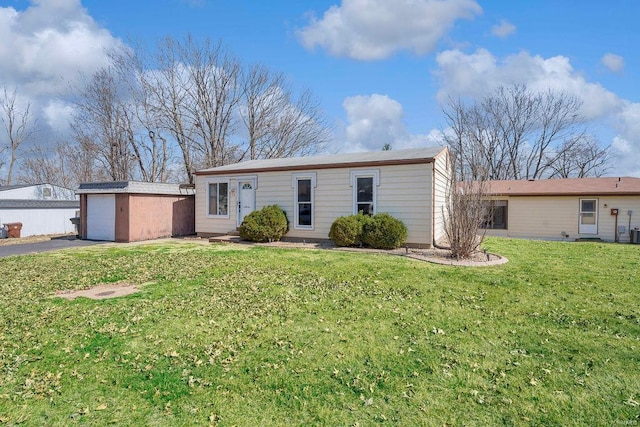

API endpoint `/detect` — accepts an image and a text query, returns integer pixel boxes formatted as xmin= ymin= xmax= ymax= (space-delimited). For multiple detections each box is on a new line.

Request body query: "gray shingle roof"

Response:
xmin=76 ymin=181 xmax=195 ymax=195
xmin=196 ymin=146 xmax=446 ymax=175
xmin=0 ymin=199 xmax=80 ymax=209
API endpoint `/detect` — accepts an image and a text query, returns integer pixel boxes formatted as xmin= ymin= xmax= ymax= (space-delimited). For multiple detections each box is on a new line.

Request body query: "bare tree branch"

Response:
xmin=1 ymin=86 xmax=37 ymax=185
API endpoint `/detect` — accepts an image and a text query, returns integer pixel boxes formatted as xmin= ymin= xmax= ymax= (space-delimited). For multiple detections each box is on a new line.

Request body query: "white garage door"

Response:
xmin=87 ymin=194 xmax=115 ymax=241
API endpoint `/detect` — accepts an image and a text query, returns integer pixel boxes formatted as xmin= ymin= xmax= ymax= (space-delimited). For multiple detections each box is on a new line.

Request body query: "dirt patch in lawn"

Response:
xmin=54 ymin=282 xmax=140 ymax=300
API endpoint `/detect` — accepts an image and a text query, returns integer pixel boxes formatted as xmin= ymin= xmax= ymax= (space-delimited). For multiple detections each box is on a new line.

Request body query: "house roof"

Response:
xmin=0 ymin=184 xmax=33 ymax=191
xmin=0 ymin=199 xmax=80 ymax=209
xmin=485 ymin=177 xmax=640 ymax=196
xmin=195 ymin=146 xmax=447 ymax=176
xmin=76 ymin=181 xmax=195 ymax=196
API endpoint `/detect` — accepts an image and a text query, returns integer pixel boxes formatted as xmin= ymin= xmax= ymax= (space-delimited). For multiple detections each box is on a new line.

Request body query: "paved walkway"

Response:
xmin=0 ymin=237 xmax=105 ymax=258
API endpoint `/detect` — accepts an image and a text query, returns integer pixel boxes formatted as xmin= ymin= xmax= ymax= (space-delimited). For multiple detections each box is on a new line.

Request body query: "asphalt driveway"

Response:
xmin=0 ymin=237 xmax=105 ymax=258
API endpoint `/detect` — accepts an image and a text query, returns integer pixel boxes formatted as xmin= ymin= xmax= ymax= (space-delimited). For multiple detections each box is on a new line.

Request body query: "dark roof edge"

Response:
xmin=194 ymin=157 xmax=437 ymax=176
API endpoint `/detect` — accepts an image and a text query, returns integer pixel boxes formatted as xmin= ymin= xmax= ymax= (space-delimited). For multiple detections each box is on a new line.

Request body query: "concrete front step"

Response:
xmin=208 ymin=234 xmax=242 ymax=243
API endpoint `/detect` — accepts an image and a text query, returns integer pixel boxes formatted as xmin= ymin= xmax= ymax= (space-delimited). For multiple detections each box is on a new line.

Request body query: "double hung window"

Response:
xmin=208 ymin=181 xmax=229 ymax=217
xmin=293 ymin=173 xmax=316 ymax=229
xmin=351 ymin=170 xmax=379 ymax=215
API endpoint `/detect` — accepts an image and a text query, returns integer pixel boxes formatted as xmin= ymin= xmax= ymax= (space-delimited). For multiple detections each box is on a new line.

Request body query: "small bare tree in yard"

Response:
xmin=442 ymin=177 xmax=489 ymax=259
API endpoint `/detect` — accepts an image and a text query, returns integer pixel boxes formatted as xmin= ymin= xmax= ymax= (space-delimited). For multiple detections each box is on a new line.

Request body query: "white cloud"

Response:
xmin=601 ymin=53 xmax=624 ymax=73
xmin=491 ymin=19 xmax=515 ymax=38
xmin=0 ymin=0 xmax=123 ymax=155
xmin=434 ymin=49 xmax=621 ymax=119
xmin=42 ymin=99 xmax=75 ymax=134
xmin=341 ymin=94 xmax=439 ymax=152
xmin=297 ymin=0 xmax=482 ymax=60
xmin=434 ymin=48 xmax=640 ymax=176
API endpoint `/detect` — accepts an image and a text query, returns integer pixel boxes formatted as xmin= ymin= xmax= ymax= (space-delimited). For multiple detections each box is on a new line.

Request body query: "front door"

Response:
xmin=579 ymin=199 xmax=598 ymax=234
xmin=238 ymin=180 xmax=256 ymax=226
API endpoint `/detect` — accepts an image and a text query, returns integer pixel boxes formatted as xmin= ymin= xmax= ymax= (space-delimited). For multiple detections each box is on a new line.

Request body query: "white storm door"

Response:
xmin=237 ymin=180 xmax=256 ymax=226
xmin=87 ymin=194 xmax=115 ymax=241
xmin=579 ymin=199 xmax=598 ymax=235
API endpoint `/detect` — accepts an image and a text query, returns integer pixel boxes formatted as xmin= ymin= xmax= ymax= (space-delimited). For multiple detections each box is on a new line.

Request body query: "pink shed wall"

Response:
xmin=121 ymin=194 xmax=195 ymax=242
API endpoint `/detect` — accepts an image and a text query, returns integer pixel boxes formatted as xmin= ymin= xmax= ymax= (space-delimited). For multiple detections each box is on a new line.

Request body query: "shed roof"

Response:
xmin=0 ymin=199 xmax=80 ymax=209
xmin=76 ymin=181 xmax=195 ymax=196
xmin=485 ymin=177 xmax=640 ymax=196
xmin=195 ymin=146 xmax=446 ymax=175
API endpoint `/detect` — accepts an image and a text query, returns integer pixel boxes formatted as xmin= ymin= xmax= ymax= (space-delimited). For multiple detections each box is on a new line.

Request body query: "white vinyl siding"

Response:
xmin=432 ymin=150 xmax=451 ymax=243
xmin=196 ymin=163 xmax=436 ymax=246
xmin=484 ymin=195 xmax=640 ymax=243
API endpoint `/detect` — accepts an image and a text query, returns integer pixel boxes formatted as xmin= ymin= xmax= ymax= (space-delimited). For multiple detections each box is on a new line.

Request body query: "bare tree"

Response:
xmin=258 ymin=89 xmax=331 ymax=159
xmin=18 ymin=141 xmax=74 ymax=187
xmin=109 ymin=45 xmax=173 ymax=182
xmin=442 ymin=177 xmax=489 ymax=259
xmin=1 ymin=86 xmax=37 ymax=185
xmin=444 ymin=84 xmax=609 ymax=180
xmin=239 ymin=65 xmax=330 ymax=161
xmin=138 ymin=36 xmax=242 ymax=183
xmin=66 ymin=35 xmax=332 ymax=185
xmin=70 ymin=68 xmax=134 ymax=181
xmin=548 ymin=135 xmax=610 ymax=178
xmin=239 ymin=64 xmax=287 ymax=160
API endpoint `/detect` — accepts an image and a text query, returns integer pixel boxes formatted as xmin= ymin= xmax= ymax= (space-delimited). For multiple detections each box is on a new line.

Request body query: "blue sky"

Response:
xmin=1 ymin=0 xmax=639 ymax=176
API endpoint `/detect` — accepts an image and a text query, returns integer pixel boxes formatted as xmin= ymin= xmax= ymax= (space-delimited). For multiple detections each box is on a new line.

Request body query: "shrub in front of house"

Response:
xmin=328 ymin=212 xmax=371 ymax=247
xmin=239 ymin=205 xmax=289 ymax=242
xmin=361 ymin=213 xmax=408 ymax=249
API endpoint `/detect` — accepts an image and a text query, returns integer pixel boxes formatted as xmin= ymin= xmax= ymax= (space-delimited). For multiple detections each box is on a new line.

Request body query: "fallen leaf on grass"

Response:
xmin=95 ymin=403 xmax=107 ymax=410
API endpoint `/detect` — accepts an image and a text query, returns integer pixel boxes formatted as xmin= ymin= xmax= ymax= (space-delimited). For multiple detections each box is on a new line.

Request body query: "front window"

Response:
xmin=482 ymin=200 xmax=508 ymax=229
xmin=293 ymin=175 xmax=315 ymax=229
xmin=351 ymin=170 xmax=379 ymax=215
xmin=356 ymin=177 xmax=374 ymax=215
xmin=208 ymin=181 xmax=229 ymax=216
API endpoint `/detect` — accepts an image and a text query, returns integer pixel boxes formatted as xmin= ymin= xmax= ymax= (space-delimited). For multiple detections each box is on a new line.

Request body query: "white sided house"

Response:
xmin=0 ymin=183 xmax=79 ymax=237
xmin=482 ymin=177 xmax=640 ymax=243
xmin=194 ymin=147 xmax=451 ymax=248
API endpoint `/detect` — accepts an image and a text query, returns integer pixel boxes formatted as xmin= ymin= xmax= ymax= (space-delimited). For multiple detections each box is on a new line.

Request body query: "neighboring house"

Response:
xmin=482 ymin=177 xmax=640 ymax=243
xmin=0 ymin=183 xmax=79 ymax=237
xmin=76 ymin=181 xmax=196 ymax=242
xmin=194 ymin=147 xmax=451 ymax=248
xmin=0 ymin=183 xmax=77 ymax=201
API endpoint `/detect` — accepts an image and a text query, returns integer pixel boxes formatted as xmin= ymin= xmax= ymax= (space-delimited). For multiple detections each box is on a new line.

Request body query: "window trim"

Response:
xmin=350 ymin=169 xmax=380 ymax=215
xmin=292 ymin=172 xmax=316 ymax=230
xmin=206 ymin=178 xmax=230 ymax=219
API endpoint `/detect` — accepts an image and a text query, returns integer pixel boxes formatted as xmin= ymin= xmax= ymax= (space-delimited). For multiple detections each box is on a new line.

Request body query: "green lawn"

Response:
xmin=0 ymin=238 xmax=638 ymax=426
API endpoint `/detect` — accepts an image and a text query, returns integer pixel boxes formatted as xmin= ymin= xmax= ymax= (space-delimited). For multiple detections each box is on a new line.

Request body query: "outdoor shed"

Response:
xmin=482 ymin=177 xmax=640 ymax=243
xmin=194 ymin=146 xmax=451 ymax=248
xmin=76 ymin=181 xmax=195 ymax=242
xmin=0 ymin=183 xmax=79 ymax=237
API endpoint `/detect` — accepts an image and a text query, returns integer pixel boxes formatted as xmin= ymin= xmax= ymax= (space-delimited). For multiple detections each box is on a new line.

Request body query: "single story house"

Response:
xmin=76 ymin=181 xmax=195 ymax=242
xmin=0 ymin=183 xmax=79 ymax=237
xmin=194 ymin=146 xmax=451 ymax=248
xmin=482 ymin=177 xmax=640 ymax=243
